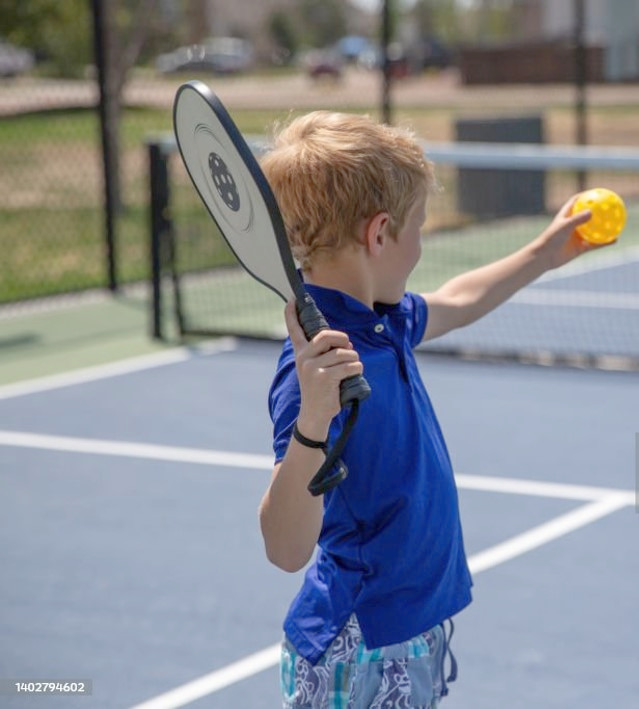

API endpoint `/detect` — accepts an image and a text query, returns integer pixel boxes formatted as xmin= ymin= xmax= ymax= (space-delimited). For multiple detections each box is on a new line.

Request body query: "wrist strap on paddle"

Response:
xmin=292 ymin=422 xmax=327 ymax=452
xmin=307 ymin=400 xmax=360 ymax=497
xmin=295 ymin=292 xmax=370 ymax=496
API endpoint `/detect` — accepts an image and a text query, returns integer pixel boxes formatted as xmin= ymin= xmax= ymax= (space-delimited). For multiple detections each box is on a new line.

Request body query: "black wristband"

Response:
xmin=292 ymin=422 xmax=327 ymax=452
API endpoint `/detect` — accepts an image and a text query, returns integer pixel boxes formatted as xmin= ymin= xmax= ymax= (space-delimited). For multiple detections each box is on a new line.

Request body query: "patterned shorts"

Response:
xmin=280 ymin=615 xmax=457 ymax=709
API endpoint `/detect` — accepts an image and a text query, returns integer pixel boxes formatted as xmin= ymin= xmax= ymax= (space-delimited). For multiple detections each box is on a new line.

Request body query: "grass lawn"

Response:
xmin=1 ymin=91 xmax=638 ymax=304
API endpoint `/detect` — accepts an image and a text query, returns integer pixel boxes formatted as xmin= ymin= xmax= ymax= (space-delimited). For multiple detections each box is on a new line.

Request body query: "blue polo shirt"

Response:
xmin=269 ymin=284 xmax=473 ymax=665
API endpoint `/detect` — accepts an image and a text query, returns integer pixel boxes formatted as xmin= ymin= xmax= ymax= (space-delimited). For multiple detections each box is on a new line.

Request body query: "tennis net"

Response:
xmin=149 ymin=138 xmax=639 ymax=370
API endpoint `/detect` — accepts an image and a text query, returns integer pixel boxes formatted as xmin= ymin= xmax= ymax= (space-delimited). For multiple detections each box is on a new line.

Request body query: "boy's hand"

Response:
xmin=537 ymin=194 xmax=611 ymax=270
xmin=285 ymin=301 xmax=363 ymax=442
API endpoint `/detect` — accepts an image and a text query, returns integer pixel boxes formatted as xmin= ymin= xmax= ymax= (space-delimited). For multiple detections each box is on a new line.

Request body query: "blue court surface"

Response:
xmin=1 ymin=339 xmax=638 ymax=709
xmin=425 ymin=250 xmax=639 ymax=362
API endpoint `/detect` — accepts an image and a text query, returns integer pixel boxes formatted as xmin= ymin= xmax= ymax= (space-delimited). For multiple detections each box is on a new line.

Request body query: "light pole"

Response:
xmin=574 ymin=0 xmax=588 ymax=190
xmin=381 ymin=0 xmax=393 ymax=125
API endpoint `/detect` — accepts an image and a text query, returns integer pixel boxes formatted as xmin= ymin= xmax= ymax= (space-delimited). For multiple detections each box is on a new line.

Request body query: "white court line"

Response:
xmin=128 ymin=494 xmax=634 ymax=709
xmin=0 ymin=430 xmax=634 ymax=504
xmin=0 ymin=431 xmax=273 ymax=471
xmin=0 ymin=338 xmax=237 ymax=401
xmin=0 ymin=431 xmax=633 ymax=708
xmin=129 ymin=645 xmax=282 ymax=709
xmin=468 ymin=493 xmax=632 ymax=574
xmin=454 ymin=473 xmax=635 ymax=504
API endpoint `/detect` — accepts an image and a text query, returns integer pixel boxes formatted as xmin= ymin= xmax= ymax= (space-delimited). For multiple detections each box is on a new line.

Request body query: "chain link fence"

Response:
xmin=0 ymin=0 xmax=194 ymax=307
xmin=2 ymin=0 xmax=637 ymax=314
xmin=0 ymin=79 xmax=176 ymax=305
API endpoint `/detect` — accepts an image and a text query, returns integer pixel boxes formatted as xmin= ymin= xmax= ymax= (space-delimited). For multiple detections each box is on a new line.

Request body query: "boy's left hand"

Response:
xmin=538 ymin=195 xmax=611 ymax=270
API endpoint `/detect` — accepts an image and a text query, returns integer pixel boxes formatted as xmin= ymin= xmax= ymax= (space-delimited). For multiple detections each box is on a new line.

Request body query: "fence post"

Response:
xmin=148 ymin=140 xmax=171 ymax=340
xmin=574 ymin=0 xmax=588 ymax=191
xmin=381 ymin=0 xmax=393 ymax=125
xmin=91 ymin=0 xmax=119 ymax=292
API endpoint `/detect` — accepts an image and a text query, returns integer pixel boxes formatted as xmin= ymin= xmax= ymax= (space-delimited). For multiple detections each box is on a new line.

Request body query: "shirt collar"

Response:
xmin=304 ymin=281 xmax=407 ymax=331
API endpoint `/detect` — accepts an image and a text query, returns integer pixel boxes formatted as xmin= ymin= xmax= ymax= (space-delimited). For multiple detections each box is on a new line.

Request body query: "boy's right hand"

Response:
xmin=285 ymin=301 xmax=364 ymax=442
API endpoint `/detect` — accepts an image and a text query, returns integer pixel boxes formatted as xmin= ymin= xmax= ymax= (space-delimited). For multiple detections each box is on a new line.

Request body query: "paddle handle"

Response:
xmin=297 ymin=293 xmax=372 ymax=408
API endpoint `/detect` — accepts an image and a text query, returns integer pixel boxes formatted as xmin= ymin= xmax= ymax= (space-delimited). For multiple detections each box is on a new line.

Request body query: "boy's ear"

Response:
xmin=364 ymin=212 xmax=390 ymax=256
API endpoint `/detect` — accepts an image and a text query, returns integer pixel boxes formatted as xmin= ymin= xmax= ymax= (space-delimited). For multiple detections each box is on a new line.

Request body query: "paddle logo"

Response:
xmin=191 ymin=122 xmax=252 ymax=234
xmin=208 ymin=152 xmax=240 ymax=212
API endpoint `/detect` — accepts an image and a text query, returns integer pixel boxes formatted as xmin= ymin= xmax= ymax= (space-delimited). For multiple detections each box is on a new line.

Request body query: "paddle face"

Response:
xmin=173 ymin=80 xmax=298 ymax=302
xmin=173 ymin=81 xmax=372 ymax=496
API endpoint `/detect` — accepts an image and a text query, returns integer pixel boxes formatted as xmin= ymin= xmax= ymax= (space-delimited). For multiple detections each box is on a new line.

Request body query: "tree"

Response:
xmin=413 ymin=0 xmax=434 ymax=36
xmin=412 ymin=0 xmax=462 ymax=43
xmin=0 ymin=0 xmax=173 ymax=78
xmin=0 ymin=0 xmax=91 ymax=76
xmin=268 ymin=11 xmax=300 ymax=64
xmin=2 ymin=0 xmax=183 ymax=288
xmin=185 ymin=0 xmax=209 ymax=45
xmin=92 ymin=0 xmax=162 ymax=213
xmin=91 ymin=0 xmax=164 ymax=288
xmin=113 ymin=0 xmax=164 ymax=94
xmin=299 ymin=0 xmax=347 ymax=48
xmin=379 ymin=0 xmax=400 ymax=46
xmin=472 ymin=0 xmax=516 ymax=43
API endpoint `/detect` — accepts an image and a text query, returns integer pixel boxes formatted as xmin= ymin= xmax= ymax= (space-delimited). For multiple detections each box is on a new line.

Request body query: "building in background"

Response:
xmin=518 ymin=0 xmax=638 ymax=81
xmin=462 ymin=0 xmax=638 ymax=84
xmin=184 ymin=0 xmax=375 ymax=62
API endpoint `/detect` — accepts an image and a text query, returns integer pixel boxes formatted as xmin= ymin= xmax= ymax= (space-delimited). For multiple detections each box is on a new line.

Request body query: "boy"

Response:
xmin=258 ymin=111 xmax=599 ymax=708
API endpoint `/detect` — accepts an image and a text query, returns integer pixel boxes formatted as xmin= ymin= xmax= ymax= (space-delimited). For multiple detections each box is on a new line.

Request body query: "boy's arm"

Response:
xmin=259 ymin=302 xmax=363 ymax=573
xmin=421 ymin=196 xmax=601 ymax=342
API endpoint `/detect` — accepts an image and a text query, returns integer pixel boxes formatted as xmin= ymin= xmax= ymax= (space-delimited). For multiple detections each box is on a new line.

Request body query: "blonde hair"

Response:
xmin=260 ymin=111 xmax=435 ymax=269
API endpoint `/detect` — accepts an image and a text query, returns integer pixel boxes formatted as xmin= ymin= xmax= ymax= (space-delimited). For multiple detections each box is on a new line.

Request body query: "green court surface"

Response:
xmin=0 ymin=290 xmax=175 ymax=386
xmin=161 ymin=202 xmax=639 ymax=347
xmin=2 ymin=202 xmax=637 ymax=384
xmin=413 ymin=203 xmax=639 ymax=289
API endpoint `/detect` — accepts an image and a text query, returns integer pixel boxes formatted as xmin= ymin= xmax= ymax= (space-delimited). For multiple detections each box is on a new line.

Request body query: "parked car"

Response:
xmin=303 ymin=49 xmax=343 ymax=80
xmin=0 ymin=39 xmax=35 ymax=77
xmin=417 ymin=36 xmax=454 ymax=70
xmin=156 ymin=37 xmax=253 ymax=75
xmin=355 ymin=42 xmax=410 ymax=79
xmin=337 ymin=35 xmax=375 ymax=64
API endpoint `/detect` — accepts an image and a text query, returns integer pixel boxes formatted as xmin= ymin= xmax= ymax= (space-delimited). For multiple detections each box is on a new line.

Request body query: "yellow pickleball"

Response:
xmin=573 ymin=187 xmax=626 ymax=245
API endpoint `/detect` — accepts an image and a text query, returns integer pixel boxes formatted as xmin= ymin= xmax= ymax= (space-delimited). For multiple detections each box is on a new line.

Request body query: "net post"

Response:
xmin=148 ymin=138 xmax=171 ymax=340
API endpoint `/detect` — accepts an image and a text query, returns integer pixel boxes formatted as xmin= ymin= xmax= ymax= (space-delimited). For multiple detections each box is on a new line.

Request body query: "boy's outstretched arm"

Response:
xmin=422 ymin=196 xmax=603 ymax=342
xmin=259 ymin=302 xmax=363 ymax=573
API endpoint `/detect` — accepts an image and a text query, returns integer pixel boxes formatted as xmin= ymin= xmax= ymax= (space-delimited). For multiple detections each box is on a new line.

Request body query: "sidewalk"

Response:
xmin=3 ymin=68 xmax=639 ymax=117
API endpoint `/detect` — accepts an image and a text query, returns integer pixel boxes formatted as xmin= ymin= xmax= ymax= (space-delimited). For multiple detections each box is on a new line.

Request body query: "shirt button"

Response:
xmin=374 ymin=323 xmax=385 ymax=333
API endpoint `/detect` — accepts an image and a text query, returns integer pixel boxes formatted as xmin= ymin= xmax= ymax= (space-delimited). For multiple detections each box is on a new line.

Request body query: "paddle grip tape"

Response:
xmin=296 ymin=293 xmax=372 ymax=408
